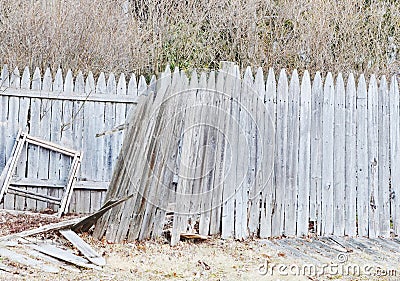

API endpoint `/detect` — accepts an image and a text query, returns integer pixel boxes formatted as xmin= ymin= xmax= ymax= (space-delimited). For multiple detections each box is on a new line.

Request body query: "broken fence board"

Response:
xmin=59 ymin=229 xmax=105 ymax=266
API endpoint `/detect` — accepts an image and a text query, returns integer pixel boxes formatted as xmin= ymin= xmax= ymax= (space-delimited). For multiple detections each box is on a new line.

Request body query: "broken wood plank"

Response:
xmin=59 ymin=229 xmax=105 ymax=266
xmin=27 ymin=243 xmax=101 ymax=270
xmin=27 ymin=249 xmax=81 ymax=273
xmin=180 ymin=233 xmax=208 ymax=240
xmin=0 ymin=216 xmax=86 ymax=241
xmin=0 ymin=247 xmax=59 ymax=273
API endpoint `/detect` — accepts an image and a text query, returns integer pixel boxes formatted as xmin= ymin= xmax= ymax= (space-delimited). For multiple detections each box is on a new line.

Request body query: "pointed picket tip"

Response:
xmin=11 ymin=67 xmax=21 ymax=88
xmin=138 ymin=75 xmax=147 ymax=96
xmin=336 ymin=73 xmax=345 ymax=93
xmin=163 ymin=64 xmax=171 ymax=77
xmin=289 ymin=69 xmax=300 ymax=89
xmin=64 ymin=69 xmax=74 ymax=94
xmin=96 ymin=72 xmax=107 ymax=94
xmin=313 ymin=71 xmax=322 ymax=86
xmin=74 ymin=71 xmax=85 ymax=94
xmin=53 ymin=68 xmax=63 ymax=92
xmin=278 ymin=68 xmax=287 ymax=82
xmin=199 ymin=72 xmax=207 ymax=89
xmin=265 ymin=68 xmax=276 ymax=101
xmin=107 ymin=73 xmax=116 ymax=95
xmin=85 ymin=71 xmax=95 ymax=94
xmin=207 ymin=71 xmax=216 ymax=90
xmin=127 ymin=73 xmax=138 ymax=97
xmin=254 ymin=67 xmax=265 ymax=98
xmin=347 ymin=73 xmax=356 ymax=91
xmin=171 ymin=67 xmax=181 ymax=89
xmin=390 ymin=75 xmax=399 ymax=95
xmin=244 ymin=66 xmax=253 ymax=80
xmin=43 ymin=68 xmax=53 ymax=91
xmin=32 ymin=67 xmax=42 ymax=91
xmin=300 ymin=70 xmax=311 ymax=101
xmin=189 ymin=69 xmax=198 ymax=89
xmin=369 ymin=74 xmax=378 ymax=90
xmin=117 ymin=73 xmax=127 ymax=95
xmin=324 ymin=72 xmax=334 ymax=92
xmin=149 ymin=75 xmax=156 ymax=94
xmin=357 ymin=74 xmax=367 ymax=98
xmin=21 ymin=66 xmax=30 ymax=90
xmin=181 ymin=70 xmax=189 ymax=90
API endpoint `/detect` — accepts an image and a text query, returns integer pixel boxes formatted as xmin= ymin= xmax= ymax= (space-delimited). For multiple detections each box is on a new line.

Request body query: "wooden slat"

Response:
xmin=390 ymin=76 xmax=400 ymax=235
xmin=285 ymin=69 xmax=300 ymax=237
xmin=38 ymin=67 xmax=53 ymax=211
xmin=378 ymin=76 xmax=390 ymax=237
xmin=259 ymin=67 xmax=276 ymax=238
xmin=356 ymin=74 xmax=369 ymax=237
xmin=27 ymin=243 xmax=100 ymax=270
xmin=272 ymin=69 xmax=288 ymax=237
xmin=297 ymin=70 xmax=311 ymax=236
xmin=367 ymin=74 xmax=379 ymax=238
xmin=344 ymin=73 xmax=357 ymax=236
xmin=27 ymin=67 xmax=41 ymax=211
xmin=321 ymin=72 xmax=335 ymax=235
xmin=333 ymin=73 xmax=345 ymax=236
xmin=310 ymin=72 xmax=323 ymax=234
xmin=0 ymin=247 xmax=59 ymax=273
xmin=59 ymin=229 xmax=105 ymax=266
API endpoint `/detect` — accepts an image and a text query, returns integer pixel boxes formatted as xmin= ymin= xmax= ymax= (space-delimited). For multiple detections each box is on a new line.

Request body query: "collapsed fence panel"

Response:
xmin=93 ymin=64 xmax=400 ymax=244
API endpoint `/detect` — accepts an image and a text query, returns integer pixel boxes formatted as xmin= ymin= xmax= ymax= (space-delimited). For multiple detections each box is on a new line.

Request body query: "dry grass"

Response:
xmin=0 ymin=0 xmax=399 ymax=77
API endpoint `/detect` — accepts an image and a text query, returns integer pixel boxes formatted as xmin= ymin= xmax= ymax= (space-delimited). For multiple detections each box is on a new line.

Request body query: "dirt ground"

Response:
xmin=0 ymin=211 xmax=397 ymax=281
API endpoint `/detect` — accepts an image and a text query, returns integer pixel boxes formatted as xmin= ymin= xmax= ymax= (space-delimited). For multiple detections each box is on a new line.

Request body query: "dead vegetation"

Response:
xmin=0 ymin=0 xmax=399 ymax=77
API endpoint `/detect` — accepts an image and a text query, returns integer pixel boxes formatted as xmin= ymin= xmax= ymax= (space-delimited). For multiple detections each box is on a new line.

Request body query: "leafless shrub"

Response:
xmin=0 ymin=0 xmax=398 ymax=77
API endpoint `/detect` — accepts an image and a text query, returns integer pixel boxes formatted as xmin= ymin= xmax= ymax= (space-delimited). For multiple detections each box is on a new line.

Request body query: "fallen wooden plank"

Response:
xmin=73 ymin=194 xmax=133 ymax=233
xmin=0 ymin=216 xmax=86 ymax=241
xmin=180 ymin=233 xmax=208 ymax=240
xmin=26 ymin=249 xmax=81 ymax=273
xmin=27 ymin=243 xmax=101 ymax=270
xmin=0 ymin=247 xmax=59 ymax=273
xmin=59 ymin=229 xmax=105 ymax=266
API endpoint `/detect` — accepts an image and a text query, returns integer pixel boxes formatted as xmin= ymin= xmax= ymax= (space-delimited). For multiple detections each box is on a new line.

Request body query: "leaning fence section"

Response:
xmin=93 ymin=65 xmax=400 ymax=244
xmin=0 ymin=65 xmax=149 ymax=213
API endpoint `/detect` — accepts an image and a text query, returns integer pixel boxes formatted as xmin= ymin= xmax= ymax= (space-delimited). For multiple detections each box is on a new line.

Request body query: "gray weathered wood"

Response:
xmin=272 ymin=69 xmax=288 ymax=237
xmin=378 ymin=76 xmax=390 ymax=237
xmin=0 ymin=247 xmax=59 ymax=273
xmin=367 ymin=74 xmax=379 ymax=238
xmin=333 ymin=73 xmax=345 ymax=236
xmin=297 ymin=70 xmax=311 ymax=236
xmin=321 ymin=72 xmax=334 ymax=235
xmin=285 ymin=69 xmax=300 ymax=237
xmin=390 ymin=76 xmax=400 ymax=236
xmin=344 ymin=73 xmax=357 ymax=236
xmin=59 ymin=229 xmax=105 ymax=266
xmin=356 ymin=74 xmax=369 ymax=237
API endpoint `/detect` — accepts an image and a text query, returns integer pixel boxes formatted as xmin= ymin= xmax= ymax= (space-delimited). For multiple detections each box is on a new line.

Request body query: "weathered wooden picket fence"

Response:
xmin=0 ymin=65 xmax=149 ymax=213
xmin=94 ymin=64 xmax=400 ymax=244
